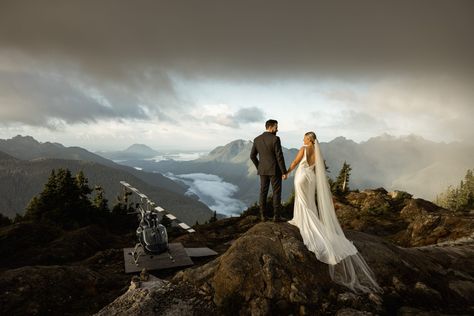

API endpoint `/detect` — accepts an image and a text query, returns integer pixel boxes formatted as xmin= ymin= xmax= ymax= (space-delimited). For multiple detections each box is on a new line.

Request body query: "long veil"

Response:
xmin=314 ymin=137 xmax=383 ymax=294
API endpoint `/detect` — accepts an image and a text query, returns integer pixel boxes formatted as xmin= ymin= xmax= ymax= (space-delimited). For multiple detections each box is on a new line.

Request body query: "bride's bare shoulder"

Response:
xmin=293 ymin=147 xmax=305 ymax=161
xmin=296 ymin=146 xmax=305 ymax=155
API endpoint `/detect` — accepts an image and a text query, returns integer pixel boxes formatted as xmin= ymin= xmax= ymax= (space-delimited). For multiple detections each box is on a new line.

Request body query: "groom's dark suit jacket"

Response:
xmin=250 ymin=132 xmax=287 ymax=176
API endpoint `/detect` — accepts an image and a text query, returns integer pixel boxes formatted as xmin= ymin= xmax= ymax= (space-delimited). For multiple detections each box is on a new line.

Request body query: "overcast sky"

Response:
xmin=0 ymin=1 xmax=473 ymax=151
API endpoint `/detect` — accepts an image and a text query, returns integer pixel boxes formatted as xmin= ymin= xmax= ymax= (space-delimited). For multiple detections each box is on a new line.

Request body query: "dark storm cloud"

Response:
xmin=0 ymin=0 xmax=473 ymax=130
xmin=0 ymin=69 xmax=166 ymax=127
xmin=0 ymin=70 xmax=112 ymax=126
xmin=1 ymin=0 xmax=473 ymax=78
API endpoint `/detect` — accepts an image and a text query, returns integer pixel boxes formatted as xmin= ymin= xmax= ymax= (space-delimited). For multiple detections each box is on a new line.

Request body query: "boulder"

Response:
xmin=388 ymin=190 xmax=413 ymax=201
xmin=175 ymin=222 xmax=330 ymax=315
xmin=337 ymin=191 xmax=474 ymax=247
xmin=94 ymin=275 xmax=216 ymax=316
xmin=395 ymin=211 xmax=474 ymax=247
xmin=170 ymin=222 xmax=474 ymax=315
xmin=399 ymin=199 xmax=444 ymax=220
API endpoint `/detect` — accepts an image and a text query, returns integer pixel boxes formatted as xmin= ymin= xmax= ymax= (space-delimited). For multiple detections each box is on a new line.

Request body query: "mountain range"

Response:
xmin=0 ymin=136 xmax=213 ymax=224
xmin=108 ymin=134 xmax=474 ymax=203
xmin=3 ymin=134 xmax=472 ymax=222
xmin=96 ymin=143 xmax=160 ymax=161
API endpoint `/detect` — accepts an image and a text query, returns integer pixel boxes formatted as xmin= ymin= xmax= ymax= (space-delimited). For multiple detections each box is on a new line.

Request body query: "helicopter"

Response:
xmin=120 ymin=181 xmax=196 ymax=266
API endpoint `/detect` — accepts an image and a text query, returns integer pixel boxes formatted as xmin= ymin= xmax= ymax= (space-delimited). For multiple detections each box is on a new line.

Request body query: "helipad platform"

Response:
xmin=123 ymin=243 xmax=217 ymax=273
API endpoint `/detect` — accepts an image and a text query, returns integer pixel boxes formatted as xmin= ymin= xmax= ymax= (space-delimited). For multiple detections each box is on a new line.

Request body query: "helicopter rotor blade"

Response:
xmin=119 ymin=181 xmax=196 ymax=233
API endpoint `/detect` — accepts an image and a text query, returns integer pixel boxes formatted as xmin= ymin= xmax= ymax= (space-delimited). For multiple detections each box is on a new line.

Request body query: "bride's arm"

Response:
xmin=286 ymin=147 xmax=304 ymax=175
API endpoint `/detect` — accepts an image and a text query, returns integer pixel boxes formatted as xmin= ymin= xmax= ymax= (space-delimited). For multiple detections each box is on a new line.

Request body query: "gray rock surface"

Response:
xmin=337 ymin=190 xmax=474 ymax=247
xmin=94 ymin=275 xmax=216 ymax=316
xmin=171 ymin=222 xmax=474 ymax=315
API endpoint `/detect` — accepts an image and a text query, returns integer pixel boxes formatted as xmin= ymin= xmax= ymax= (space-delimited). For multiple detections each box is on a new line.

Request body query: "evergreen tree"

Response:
xmin=435 ymin=169 xmax=474 ymax=211
xmin=24 ymin=168 xmax=97 ymax=228
xmin=93 ymin=185 xmax=109 ymax=213
xmin=111 ymin=190 xmax=133 ymax=216
xmin=109 ymin=190 xmax=137 ymax=232
xmin=76 ymin=170 xmax=93 ymax=200
xmin=332 ymin=161 xmax=352 ymax=195
xmin=323 ymin=159 xmax=330 ymax=172
xmin=209 ymin=210 xmax=218 ymax=223
xmin=465 ymin=169 xmax=474 ymax=208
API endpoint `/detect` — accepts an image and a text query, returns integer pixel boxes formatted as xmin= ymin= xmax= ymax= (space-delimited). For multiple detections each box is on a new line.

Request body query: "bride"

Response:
xmin=284 ymin=132 xmax=382 ymax=294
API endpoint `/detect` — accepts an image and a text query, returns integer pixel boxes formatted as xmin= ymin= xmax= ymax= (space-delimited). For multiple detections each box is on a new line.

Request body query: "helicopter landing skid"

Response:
xmin=124 ymin=242 xmax=193 ymax=273
xmin=129 ymin=243 xmax=175 ymax=265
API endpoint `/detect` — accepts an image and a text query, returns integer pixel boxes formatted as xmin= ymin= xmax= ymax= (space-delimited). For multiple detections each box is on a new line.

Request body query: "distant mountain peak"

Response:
xmin=0 ymin=134 xmax=114 ymax=164
xmin=329 ymin=136 xmax=357 ymax=145
xmin=201 ymin=139 xmax=253 ymax=163
xmin=6 ymin=135 xmax=63 ymax=149
xmin=225 ymin=139 xmax=252 ymax=148
xmin=10 ymin=135 xmax=40 ymax=145
xmin=332 ymin=136 xmax=348 ymax=142
xmin=96 ymin=143 xmax=160 ymax=160
xmin=124 ymin=144 xmax=158 ymax=153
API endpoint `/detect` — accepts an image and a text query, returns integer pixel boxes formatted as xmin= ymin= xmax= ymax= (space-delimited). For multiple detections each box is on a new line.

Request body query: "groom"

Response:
xmin=250 ymin=119 xmax=288 ymax=222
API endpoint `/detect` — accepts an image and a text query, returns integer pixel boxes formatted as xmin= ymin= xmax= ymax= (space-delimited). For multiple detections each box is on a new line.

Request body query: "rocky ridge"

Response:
xmin=96 ymin=221 xmax=474 ymax=315
xmin=335 ymin=188 xmax=474 ymax=247
xmin=2 ymin=189 xmax=474 ymax=315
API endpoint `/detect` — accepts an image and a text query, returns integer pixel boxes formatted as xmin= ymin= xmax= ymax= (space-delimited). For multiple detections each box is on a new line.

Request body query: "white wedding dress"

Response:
xmin=288 ymin=142 xmax=382 ymax=294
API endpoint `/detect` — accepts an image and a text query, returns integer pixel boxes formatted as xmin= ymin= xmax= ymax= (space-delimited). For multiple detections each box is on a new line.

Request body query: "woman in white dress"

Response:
xmin=285 ymin=132 xmax=382 ymax=294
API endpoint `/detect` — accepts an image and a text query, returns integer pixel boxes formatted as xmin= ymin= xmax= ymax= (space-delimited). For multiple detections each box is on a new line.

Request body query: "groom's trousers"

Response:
xmin=259 ymin=175 xmax=282 ymax=216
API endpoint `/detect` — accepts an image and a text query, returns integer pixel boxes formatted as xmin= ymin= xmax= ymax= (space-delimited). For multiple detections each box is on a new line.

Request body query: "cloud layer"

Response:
xmin=317 ymin=76 xmax=474 ymax=142
xmin=0 ymin=1 xmax=472 ymax=147
xmin=165 ymin=172 xmax=247 ymax=216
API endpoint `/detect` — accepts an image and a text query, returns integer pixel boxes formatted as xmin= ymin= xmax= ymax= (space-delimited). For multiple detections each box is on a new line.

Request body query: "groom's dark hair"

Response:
xmin=265 ymin=119 xmax=278 ymax=129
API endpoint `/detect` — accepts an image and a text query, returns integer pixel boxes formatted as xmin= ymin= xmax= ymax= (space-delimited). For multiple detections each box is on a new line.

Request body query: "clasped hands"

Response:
xmin=282 ymin=173 xmax=289 ymax=180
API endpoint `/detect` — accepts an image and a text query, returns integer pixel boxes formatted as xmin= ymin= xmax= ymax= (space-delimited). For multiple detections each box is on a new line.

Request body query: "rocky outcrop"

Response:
xmin=0 ymin=262 xmax=129 ymax=316
xmin=95 ymin=275 xmax=216 ymax=316
xmin=395 ymin=199 xmax=474 ymax=246
xmin=172 ymin=215 xmax=262 ymax=254
xmin=336 ymin=189 xmax=474 ymax=247
xmin=170 ymin=222 xmax=473 ymax=315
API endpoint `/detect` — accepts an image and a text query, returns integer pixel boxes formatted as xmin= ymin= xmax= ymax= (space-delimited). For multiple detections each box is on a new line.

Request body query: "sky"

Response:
xmin=0 ymin=1 xmax=473 ymax=151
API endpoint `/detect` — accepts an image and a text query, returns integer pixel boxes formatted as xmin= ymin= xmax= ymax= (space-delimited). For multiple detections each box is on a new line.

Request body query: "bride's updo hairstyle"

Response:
xmin=305 ymin=131 xmax=317 ymax=144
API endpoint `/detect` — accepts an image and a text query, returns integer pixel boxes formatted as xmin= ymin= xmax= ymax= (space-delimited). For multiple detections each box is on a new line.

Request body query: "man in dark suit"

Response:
xmin=250 ymin=119 xmax=288 ymax=221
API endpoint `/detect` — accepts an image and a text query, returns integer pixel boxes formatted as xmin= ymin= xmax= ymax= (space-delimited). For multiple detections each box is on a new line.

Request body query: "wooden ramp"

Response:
xmin=123 ymin=243 xmax=218 ymax=273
